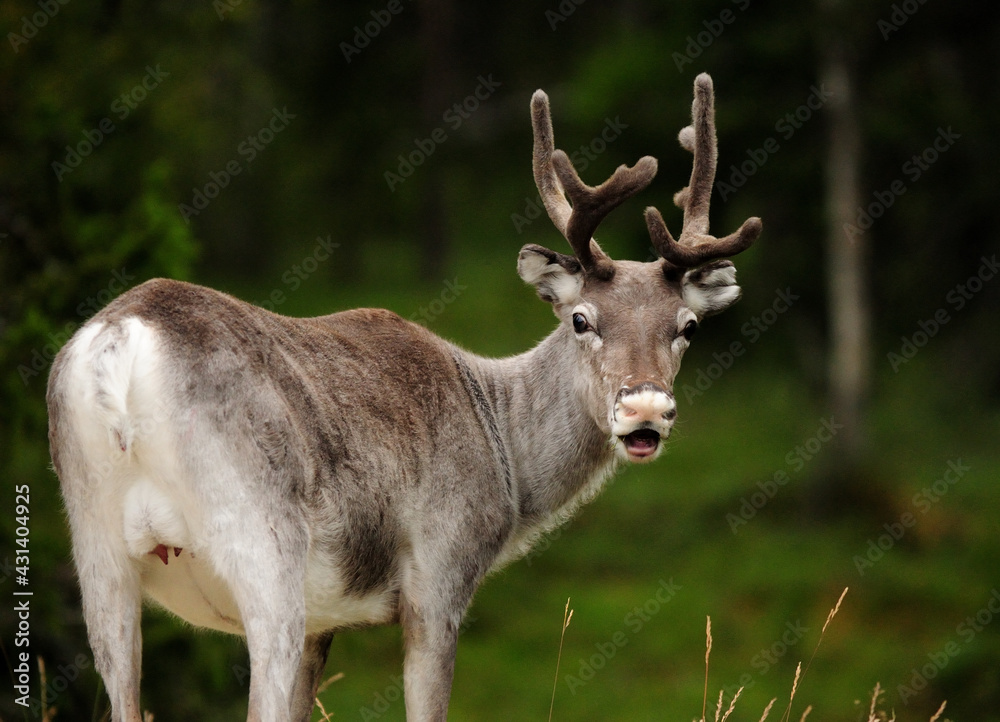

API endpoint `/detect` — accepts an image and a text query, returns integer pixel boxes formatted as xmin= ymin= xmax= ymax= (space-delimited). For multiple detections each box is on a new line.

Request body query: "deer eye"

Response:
xmin=682 ymin=319 xmax=698 ymax=341
xmin=572 ymin=313 xmax=590 ymax=334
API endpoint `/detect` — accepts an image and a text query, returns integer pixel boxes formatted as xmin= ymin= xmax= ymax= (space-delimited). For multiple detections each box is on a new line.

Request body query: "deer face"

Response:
xmin=522 ymin=75 xmax=760 ymax=463
xmin=519 ymin=248 xmax=744 ymax=463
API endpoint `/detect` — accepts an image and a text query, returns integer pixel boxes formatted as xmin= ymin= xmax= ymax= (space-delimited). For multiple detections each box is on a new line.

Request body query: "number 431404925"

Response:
xmin=14 ymin=485 xmax=30 ymax=576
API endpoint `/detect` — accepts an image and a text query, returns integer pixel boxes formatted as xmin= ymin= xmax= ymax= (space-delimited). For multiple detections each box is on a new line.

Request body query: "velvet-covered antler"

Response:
xmin=645 ymin=73 xmax=762 ymax=268
xmin=531 ymin=90 xmax=658 ymax=279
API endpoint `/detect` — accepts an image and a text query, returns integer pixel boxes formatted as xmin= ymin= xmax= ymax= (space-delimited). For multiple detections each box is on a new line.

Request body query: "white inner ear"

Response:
xmin=516 ymin=250 xmax=554 ymax=284
xmin=682 ymin=264 xmax=741 ymax=318
xmin=547 ymin=270 xmax=584 ymax=306
xmin=517 ymin=251 xmax=584 ymax=306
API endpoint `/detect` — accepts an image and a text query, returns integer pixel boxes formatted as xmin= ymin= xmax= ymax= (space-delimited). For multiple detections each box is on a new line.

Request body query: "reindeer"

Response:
xmin=47 ymin=73 xmax=760 ymax=722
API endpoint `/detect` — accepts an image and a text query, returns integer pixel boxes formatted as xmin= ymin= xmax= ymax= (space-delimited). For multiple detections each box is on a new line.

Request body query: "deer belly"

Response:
xmin=140 ymin=550 xmax=245 ymax=634
xmin=302 ymin=550 xmax=397 ymax=634
xmin=139 ymin=549 xmax=396 ymax=636
xmin=124 ymin=480 xmax=394 ymax=634
xmin=122 ymin=479 xmax=242 ymax=633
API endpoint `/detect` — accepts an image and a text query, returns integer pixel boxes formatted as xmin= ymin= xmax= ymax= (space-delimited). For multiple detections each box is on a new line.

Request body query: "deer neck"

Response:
xmin=464 ymin=327 xmax=618 ymax=527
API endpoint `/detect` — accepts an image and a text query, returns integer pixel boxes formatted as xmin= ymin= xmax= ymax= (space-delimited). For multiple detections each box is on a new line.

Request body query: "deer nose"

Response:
xmin=615 ymin=383 xmax=676 ymax=425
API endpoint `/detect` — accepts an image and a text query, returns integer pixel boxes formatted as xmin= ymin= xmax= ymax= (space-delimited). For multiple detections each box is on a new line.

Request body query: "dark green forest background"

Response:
xmin=2 ymin=0 xmax=999 ymax=720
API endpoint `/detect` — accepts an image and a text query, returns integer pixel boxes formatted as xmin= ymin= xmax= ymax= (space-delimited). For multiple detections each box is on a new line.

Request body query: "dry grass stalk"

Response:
xmin=314 ymin=695 xmax=334 ymax=721
xmin=928 ymin=700 xmax=947 ymax=722
xmin=781 ymin=587 xmax=848 ymax=722
xmin=312 ymin=671 xmax=344 ymax=721
xmin=548 ymin=597 xmax=574 ymax=722
xmin=823 ymin=587 xmax=849 ymax=636
xmin=316 ymin=672 xmax=344 ymax=696
xmin=778 ymin=661 xmax=802 ymax=722
xmin=797 ymin=704 xmax=812 ymax=721
xmin=713 ymin=688 xmax=724 ymax=722
xmin=38 ymin=657 xmax=57 ymax=722
xmin=719 ymin=686 xmax=743 ymax=722
xmin=867 ymin=682 xmax=883 ymax=721
xmin=758 ymin=697 xmax=777 ymax=722
xmin=702 ymin=616 xmax=713 ymax=722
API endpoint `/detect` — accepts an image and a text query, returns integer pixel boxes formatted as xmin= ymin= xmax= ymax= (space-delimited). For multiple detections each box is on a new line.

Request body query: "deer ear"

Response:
xmin=517 ymin=244 xmax=585 ymax=306
xmin=681 ymin=260 xmax=742 ymax=318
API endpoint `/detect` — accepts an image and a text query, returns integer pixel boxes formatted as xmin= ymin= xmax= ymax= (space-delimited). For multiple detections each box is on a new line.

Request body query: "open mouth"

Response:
xmin=619 ymin=429 xmax=661 ymax=460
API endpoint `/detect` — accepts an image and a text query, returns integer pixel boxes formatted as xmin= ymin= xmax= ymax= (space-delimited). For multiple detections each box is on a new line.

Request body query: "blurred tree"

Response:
xmin=416 ymin=0 xmax=457 ymax=280
xmin=818 ymin=0 xmax=871 ymax=499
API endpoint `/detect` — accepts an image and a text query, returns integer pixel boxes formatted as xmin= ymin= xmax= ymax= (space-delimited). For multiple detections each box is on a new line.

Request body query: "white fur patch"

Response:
xmin=123 ymin=478 xmax=191 ymax=557
xmin=682 ymin=263 xmax=742 ymax=318
xmin=516 ymin=248 xmax=554 ymax=285
xmin=547 ymin=270 xmax=584 ymax=305
xmin=517 ymin=248 xmax=583 ymax=306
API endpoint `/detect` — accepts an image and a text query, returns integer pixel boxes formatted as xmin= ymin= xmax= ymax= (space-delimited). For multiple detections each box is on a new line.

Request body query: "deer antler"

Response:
xmin=645 ymin=73 xmax=762 ymax=268
xmin=531 ymin=90 xmax=658 ymax=280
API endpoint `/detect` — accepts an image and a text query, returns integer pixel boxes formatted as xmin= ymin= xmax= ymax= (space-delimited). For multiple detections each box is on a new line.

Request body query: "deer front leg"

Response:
xmin=400 ymin=597 xmax=462 ymax=722
xmin=398 ymin=533 xmax=499 ymax=722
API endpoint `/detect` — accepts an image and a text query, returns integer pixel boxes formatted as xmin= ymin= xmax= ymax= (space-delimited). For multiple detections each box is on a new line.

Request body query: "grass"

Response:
xmin=517 ymin=586 xmax=953 ymax=722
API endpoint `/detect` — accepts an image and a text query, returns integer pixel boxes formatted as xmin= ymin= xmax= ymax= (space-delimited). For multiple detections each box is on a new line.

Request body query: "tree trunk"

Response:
xmin=416 ymin=0 xmax=457 ymax=281
xmin=823 ymin=48 xmax=869 ymax=469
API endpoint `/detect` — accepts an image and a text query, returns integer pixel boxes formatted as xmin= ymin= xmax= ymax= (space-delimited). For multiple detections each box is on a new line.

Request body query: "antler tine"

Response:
xmin=531 ymin=90 xmax=658 ymax=279
xmin=531 ymin=90 xmax=572 ymax=237
xmin=646 ymin=73 xmax=762 ymax=268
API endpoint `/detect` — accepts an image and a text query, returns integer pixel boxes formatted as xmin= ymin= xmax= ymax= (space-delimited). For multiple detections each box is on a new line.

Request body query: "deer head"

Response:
xmin=518 ymin=73 xmax=762 ymax=464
